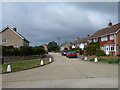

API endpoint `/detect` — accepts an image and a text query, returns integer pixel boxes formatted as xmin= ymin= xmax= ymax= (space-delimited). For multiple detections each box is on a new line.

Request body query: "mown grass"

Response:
xmin=2 ymin=59 xmax=51 ymax=73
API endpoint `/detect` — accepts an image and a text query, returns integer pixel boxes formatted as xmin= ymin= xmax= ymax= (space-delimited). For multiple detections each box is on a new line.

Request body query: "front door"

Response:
xmin=106 ymin=45 xmax=109 ymax=55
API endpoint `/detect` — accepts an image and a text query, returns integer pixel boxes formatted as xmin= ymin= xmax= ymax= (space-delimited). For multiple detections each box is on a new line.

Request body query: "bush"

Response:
xmin=69 ymin=48 xmax=79 ymax=53
xmin=83 ymin=45 xmax=98 ymax=56
xmin=95 ymin=50 xmax=106 ymax=56
xmin=89 ymin=58 xmax=94 ymax=61
xmin=88 ymin=58 xmax=119 ymax=64
xmin=83 ymin=42 xmax=107 ymax=56
xmin=107 ymin=59 xmax=120 ymax=64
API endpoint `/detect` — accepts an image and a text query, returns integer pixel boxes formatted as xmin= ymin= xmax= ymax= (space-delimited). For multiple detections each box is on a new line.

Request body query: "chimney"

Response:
xmin=13 ymin=27 xmax=17 ymax=32
xmin=108 ymin=21 xmax=112 ymax=27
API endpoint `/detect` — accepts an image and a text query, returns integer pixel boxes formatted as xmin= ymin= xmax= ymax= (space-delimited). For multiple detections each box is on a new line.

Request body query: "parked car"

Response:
xmin=66 ymin=51 xmax=77 ymax=58
xmin=61 ymin=50 xmax=69 ymax=56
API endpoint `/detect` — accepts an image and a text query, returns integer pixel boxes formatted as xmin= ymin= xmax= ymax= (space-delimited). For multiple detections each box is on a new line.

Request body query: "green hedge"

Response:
xmin=88 ymin=58 xmax=119 ymax=63
xmin=2 ymin=46 xmax=45 ymax=56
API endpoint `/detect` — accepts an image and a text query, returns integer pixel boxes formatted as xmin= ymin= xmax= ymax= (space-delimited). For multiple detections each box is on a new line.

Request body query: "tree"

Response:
xmin=84 ymin=42 xmax=100 ymax=56
xmin=48 ymin=41 xmax=60 ymax=52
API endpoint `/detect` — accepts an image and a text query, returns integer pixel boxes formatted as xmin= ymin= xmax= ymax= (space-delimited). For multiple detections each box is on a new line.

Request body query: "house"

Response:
xmin=0 ymin=26 xmax=30 ymax=48
xmin=79 ymin=36 xmax=89 ymax=50
xmin=72 ymin=36 xmax=89 ymax=50
xmin=72 ymin=39 xmax=80 ymax=49
xmin=89 ymin=22 xmax=120 ymax=56
xmin=60 ymin=41 xmax=72 ymax=51
xmin=42 ymin=44 xmax=48 ymax=52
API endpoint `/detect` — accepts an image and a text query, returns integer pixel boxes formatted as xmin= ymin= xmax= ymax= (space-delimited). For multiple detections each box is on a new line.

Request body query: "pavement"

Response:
xmin=2 ymin=53 xmax=118 ymax=88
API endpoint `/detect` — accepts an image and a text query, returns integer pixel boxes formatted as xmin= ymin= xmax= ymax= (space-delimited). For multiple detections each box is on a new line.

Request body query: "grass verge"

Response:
xmin=1 ymin=59 xmax=52 ymax=73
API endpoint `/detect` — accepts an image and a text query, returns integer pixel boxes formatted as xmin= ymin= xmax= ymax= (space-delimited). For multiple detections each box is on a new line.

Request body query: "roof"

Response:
xmin=72 ymin=39 xmax=80 ymax=45
xmin=78 ymin=37 xmax=89 ymax=43
xmin=72 ymin=37 xmax=89 ymax=45
xmin=1 ymin=26 xmax=30 ymax=43
xmin=60 ymin=41 xmax=71 ymax=46
xmin=89 ymin=23 xmax=120 ymax=39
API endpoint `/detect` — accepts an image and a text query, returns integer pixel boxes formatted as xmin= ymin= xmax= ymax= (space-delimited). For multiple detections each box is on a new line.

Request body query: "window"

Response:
xmin=102 ymin=46 xmax=106 ymax=51
xmin=2 ymin=38 xmax=7 ymax=43
xmin=89 ymin=40 xmax=92 ymax=43
xmin=93 ymin=38 xmax=98 ymax=42
xmin=110 ymin=34 xmax=114 ymax=40
xmin=101 ymin=36 xmax=108 ymax=41
xmin=110 ymin=45 xmax=115 ymax=51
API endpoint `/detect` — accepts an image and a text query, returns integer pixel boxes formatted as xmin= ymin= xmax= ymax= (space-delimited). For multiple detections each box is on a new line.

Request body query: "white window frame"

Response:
xmin=93 ymin=38 xmax=98 ymax=42
xmin=101 ymin=36 xmax=108 ymax=41
xmin=89 ymin=40 xmax=92 ymax=43
xmin=2 ymin=38 xmax=7 ymax=43
xmin=110 ymin=34 xmax=114 ymax=40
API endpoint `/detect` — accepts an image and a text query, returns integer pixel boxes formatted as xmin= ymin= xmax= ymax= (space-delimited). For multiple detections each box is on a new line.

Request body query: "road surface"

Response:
xmin=2 ymin=53 xmax=118 ymax=88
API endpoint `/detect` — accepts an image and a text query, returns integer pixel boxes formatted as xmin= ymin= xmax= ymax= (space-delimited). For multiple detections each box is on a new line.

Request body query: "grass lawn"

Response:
xmin=1 ymin=59 xmax=51 ymax=73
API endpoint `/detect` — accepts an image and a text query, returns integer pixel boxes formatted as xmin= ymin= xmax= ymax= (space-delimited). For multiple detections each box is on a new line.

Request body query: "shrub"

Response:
xmin=107 ymin=59 xmax=120 ymax=64
xmin=84 ymin=45 xmax=98 ymax=56
xmin=69 ymin=48 xmax=79 ymax=53
xmin=88 ymin=58 xmax=119 ymax=64
xmin=95 ymin=50 xmax=106 ymax=56
xmin=89 ymin=58 xmax=94 ymax=61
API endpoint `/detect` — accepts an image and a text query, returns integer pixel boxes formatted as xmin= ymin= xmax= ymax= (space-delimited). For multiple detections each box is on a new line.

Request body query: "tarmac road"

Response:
xmin=2 ymin=53 xmax=118 ymax=88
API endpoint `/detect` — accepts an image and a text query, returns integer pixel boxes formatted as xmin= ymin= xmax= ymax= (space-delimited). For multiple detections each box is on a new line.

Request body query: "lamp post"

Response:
xmin=58 ymin=37 xmax=60 ymax=53
xmin=58 ymin=37 xmax=60 ymax=46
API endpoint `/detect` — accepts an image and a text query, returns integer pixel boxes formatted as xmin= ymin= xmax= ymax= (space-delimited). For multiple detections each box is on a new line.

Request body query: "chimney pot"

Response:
xmin=108 ymin=21 xmax=112 ymax=27
xmin=13 ymin=27 xmax=17 ymax=31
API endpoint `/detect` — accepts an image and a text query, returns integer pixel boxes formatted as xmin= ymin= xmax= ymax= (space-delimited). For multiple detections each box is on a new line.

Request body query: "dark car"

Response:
xmin=61 ymin=50 xmax=69 ymax=56
xmin=66 ymin=51 xmax=77 ymax=58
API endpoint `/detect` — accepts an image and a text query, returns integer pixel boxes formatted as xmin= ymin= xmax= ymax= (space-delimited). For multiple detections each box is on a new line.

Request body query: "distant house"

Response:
xmin=72 ymin=39 xmax=80 ymax=49
xmin=89 ymin=22 xmax=120 ymax=56
xmin=42 ymin=44 xmax=48 ymax=52
xmin=79 ymin=36 xmax=89 ymax=50
xmin=0 ymin=26 xmax=30 ymax=48
xmin=72 ymin=36 xmax=89 ymax=50
xmin=60 ymin=41 xmax=72 ymax=51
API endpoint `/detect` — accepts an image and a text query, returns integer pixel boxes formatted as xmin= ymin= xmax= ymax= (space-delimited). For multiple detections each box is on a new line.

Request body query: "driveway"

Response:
xmin=2 ymin=53 xmax=118 ymax=88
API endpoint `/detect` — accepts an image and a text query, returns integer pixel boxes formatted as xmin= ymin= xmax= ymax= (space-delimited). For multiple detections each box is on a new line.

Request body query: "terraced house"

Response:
xmin=89 ymin=22 xmax=120 ymax=56
xmin=0 ymin=26 xmax=30 ymax=48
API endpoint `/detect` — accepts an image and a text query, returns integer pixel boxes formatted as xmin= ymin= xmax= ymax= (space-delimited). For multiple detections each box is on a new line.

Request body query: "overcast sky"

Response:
xmin=1 ymin=2 xmax=118 ymax=46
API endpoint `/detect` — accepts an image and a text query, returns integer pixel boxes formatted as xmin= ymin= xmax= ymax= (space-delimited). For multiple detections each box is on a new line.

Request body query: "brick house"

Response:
xmin=0 ymin=26 xmax=30 ymax=48
xmin=89 ymin=22 xmax=120 ymax=56
xmin=42 ymin=44 xmax=48 ymax=52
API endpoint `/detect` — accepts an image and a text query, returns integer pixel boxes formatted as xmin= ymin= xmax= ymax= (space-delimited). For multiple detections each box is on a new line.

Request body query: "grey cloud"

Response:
xmin=1 ymin=2 xmax=118 ymax=46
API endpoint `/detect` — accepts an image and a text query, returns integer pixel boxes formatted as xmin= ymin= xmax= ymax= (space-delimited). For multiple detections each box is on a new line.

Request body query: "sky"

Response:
xmin=1 ymin=2 xmax=118 ymax=46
